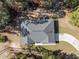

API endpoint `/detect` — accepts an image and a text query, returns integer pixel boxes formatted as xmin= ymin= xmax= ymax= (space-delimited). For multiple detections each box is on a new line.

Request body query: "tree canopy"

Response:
xmin=0 ymin=4 xmax=10 ymax=29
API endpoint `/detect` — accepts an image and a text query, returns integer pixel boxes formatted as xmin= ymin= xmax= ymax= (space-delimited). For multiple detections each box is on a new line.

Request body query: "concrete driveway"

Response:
xmin=59 ymin=33 xmax=79 ymax=51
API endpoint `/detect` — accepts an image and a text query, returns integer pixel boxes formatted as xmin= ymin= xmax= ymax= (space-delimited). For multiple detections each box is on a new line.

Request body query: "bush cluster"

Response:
xmin=70 ymin=7 xmax=79 ymax=27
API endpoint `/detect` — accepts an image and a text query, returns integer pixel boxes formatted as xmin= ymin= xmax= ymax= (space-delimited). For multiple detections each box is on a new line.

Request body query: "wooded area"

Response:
xmin=0 ymin=0 xmax=79 ymax=59
xmin=0 ymin=0 xmax=79 ymax=30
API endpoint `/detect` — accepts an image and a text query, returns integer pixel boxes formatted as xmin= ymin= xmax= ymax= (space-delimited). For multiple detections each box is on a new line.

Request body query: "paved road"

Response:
xmin=59 ymin=33 xmax=79 ymax=51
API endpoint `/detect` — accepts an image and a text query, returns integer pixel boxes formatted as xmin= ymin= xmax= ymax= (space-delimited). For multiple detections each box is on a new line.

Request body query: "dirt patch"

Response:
xmin=0 ymin=31 xmax=21 ymax=48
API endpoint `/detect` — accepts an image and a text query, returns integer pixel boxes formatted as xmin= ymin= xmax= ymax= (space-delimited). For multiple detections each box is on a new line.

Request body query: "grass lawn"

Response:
xmin=59 ymin=26 xmax=79 ymax=40
xmin=41 ymin=41 xmax=78 ymax=54
xmin=59 ymin=26 xmax=79 ymax=55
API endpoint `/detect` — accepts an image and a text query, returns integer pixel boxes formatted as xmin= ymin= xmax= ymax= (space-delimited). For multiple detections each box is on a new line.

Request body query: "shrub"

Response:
xmin=70 ymin=7 xmax=79 ymax=27
xmin=0 ymin=36 xmax=5 ymax=42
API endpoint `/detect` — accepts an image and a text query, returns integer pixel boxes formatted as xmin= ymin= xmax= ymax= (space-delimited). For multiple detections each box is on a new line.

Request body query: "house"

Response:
xmin=20 ymin=19 xmax=59 ymax=45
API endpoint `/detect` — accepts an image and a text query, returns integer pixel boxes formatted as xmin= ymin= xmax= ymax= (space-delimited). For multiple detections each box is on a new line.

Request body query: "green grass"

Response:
xmin=41 ymin=41 xmax=77 ymax=53
xmin=40 ymin=26 xmax=79 ymax=55
xmin=59 ymin=26 xmax=79 ymax=40
xmin=59 ymin=26 xmax=79 ymax=55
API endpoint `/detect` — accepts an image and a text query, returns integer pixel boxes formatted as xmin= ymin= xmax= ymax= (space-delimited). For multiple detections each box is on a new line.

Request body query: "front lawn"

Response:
xmin=59 ymin=26 xmax=79 ymax=40
xmin=41 ymin=41 xmax=77 ymax=54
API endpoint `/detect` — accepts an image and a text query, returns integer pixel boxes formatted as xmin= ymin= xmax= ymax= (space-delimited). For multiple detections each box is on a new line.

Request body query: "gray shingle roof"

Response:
xmin=21 ymin=19 xmax=55 ymax=44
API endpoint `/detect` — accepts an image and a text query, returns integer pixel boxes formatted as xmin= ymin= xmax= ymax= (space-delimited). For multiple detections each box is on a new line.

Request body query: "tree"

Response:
xmin=65 ymin=0 xmax=79 ymax=8
xmin=10 ymin=45 xmax=79 ymax=59
xmin=15 ymin=52 xmax=26 ymax=59
xmin=0 ymin=6 xmax=10 ymax=29
xmin=45 ymin=0 xmax=54 ymax=8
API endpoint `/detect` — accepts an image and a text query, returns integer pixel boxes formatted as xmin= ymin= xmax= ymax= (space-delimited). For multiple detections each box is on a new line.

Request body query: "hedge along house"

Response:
xmin=20 ymin=19 xmax=59 ymax=46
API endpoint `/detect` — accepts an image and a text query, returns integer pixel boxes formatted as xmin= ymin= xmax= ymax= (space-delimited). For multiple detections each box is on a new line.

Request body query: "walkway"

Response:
xmin=59 ymin=33 xmax=79 ymax=51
